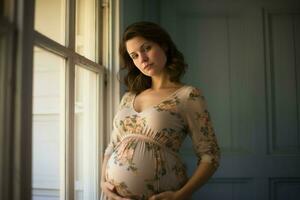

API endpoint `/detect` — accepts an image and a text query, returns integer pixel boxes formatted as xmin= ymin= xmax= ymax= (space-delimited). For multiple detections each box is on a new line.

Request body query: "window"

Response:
xmin=75 ymin=0 xmax=97 ymax=61
xmin=0 ymin=0 xmax=119 ymax=199
xmin=74 ymin=66 xmax=99 ymax=199
xmin=32 ymin=47 xmax=66 ymax=199
xmin=32 ymin=0 xmax=106 ymax=200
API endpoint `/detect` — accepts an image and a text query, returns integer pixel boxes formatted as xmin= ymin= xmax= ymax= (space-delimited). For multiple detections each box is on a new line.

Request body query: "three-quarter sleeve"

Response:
xmin=182 ymin=87 xmax=220 ymax=168
xmin=103 ymin=92 xmax=131 ymax=156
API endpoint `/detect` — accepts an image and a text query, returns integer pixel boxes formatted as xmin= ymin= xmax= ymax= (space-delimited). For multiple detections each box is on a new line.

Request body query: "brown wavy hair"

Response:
xmin=119 ymin=21 xmax=187 ymax=94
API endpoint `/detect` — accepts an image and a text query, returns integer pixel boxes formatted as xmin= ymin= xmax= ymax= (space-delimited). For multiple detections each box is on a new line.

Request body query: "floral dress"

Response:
xmin=100 ymin=85 xmax=220 ymax=200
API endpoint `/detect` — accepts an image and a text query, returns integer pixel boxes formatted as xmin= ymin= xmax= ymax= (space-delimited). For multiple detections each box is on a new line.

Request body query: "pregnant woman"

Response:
xmin=100 ymin=21 xmax=220 ymax=200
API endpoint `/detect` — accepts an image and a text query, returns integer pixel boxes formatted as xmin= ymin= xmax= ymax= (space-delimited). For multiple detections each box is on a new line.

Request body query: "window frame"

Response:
xmin=0 ymin=15 xmax=15 ymax=200
xmin=0 ymin=0 xmax=121 ymax=199
xmin=33 ymin=0 xmax=106 ymax=199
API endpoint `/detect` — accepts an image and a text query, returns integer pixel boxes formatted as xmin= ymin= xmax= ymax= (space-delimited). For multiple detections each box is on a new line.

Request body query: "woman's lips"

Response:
xmin=143 ymin=64 xmax=152 ymax=70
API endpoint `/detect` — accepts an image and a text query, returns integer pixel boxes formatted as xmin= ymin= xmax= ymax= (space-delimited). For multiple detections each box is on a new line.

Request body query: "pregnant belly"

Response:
xmin=105 ymin=140 xmax=187 ymax=199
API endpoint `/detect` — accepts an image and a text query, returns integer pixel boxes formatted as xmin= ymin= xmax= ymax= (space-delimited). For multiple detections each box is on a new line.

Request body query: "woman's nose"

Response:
xmin=140 ymin=52 xmax=148 ymax=62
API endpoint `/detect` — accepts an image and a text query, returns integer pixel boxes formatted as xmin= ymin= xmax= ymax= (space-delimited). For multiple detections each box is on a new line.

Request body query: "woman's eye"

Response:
xmin=144 ymin=45 xmax=151 ymax=51
xmin=131 ymin=54 xmax=138 ymax=59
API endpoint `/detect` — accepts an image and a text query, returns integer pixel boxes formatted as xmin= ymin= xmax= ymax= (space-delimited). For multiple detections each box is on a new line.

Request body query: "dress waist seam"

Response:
xmin=121 ymin=134 xmax=179 ymax=157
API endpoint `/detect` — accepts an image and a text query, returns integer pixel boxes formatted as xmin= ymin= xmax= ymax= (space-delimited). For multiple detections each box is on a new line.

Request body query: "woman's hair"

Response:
xmin=119 ymin=21 xmax=187 ymax=94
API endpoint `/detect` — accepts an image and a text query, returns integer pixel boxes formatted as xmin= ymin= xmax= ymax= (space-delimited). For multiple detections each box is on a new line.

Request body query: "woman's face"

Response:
xmin=126 ymin=36 xmax=167 ymax=77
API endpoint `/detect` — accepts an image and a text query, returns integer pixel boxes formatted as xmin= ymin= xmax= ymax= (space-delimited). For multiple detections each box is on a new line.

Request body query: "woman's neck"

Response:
xmin=150 ymin=77 xmax=182 ymax=91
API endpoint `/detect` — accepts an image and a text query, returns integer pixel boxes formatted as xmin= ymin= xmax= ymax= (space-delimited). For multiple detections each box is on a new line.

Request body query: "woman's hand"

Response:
xmin=101 ymin=181 xmax=132 ymax=200
xmin=148 ymin=191 xmax=185 ymax=200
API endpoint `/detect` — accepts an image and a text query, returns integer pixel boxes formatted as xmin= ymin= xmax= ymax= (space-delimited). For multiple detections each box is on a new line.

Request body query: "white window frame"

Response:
xmin=0 ymin=0 xmax=122 ymax=199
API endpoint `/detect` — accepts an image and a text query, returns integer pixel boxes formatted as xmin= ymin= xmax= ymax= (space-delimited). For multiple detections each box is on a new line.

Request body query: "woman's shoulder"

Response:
xmin=179 ymin=85 xmax=207 ymax=112
xmin=179 ymin=84 xmax=204 ymax=99
xmin=121 ymin=91 xmax=134 ymax=98
xmin=119 ymin=91 xmax=135 ymax=108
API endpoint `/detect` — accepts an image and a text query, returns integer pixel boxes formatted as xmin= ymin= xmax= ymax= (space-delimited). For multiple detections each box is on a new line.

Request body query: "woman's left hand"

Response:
xmin=148 ymin=191 xmax=184 ymax=200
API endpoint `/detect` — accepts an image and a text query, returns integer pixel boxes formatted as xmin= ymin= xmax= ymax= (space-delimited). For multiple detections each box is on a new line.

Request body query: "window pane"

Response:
xmin=32 ymin=46 xmax=65 ymax=200
xmin=76 ymin=0 xmax=96 ymax=61
xmin=74 ymin=66 xmax=98 ymax=200
xmin=35 ymin=0 xmax=66 ymax=45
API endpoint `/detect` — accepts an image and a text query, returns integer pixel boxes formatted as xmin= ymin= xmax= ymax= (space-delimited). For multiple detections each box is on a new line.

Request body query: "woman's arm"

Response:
xmin=176 ymin=162 xmax=216 ymax=199
xmin=149 ymin=87 xmax=220 ymax=200
xmin=101 ymin=155 xmax=110 ymax=183
xmin=148 ymin=162 xmax=217 ymax=200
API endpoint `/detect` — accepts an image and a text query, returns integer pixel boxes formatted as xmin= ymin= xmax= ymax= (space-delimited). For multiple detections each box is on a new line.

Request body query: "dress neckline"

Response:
xmin=131 ymin=85 xmax=187 ymax=114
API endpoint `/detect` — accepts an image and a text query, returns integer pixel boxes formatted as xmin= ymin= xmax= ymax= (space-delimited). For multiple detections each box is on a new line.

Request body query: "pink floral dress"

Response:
xmin=101 ymin=85 xmax=220 ymax=200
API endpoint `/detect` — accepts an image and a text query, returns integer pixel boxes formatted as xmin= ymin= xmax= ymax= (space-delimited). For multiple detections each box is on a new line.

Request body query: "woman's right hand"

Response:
xmin=101 ymin=181 xmax=132 ymax=200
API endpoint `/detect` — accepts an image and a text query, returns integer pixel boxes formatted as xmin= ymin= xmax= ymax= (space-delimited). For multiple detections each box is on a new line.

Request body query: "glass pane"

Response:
xmin=32 ymin=46 xmax=65 ymax=200
xmin=76 ymin=0 xmax=96 ymax=61
xmin=74 ymin=66 xmax=98 ymax=200
xmin=35 ymin=0 xmax=66 ymax=45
